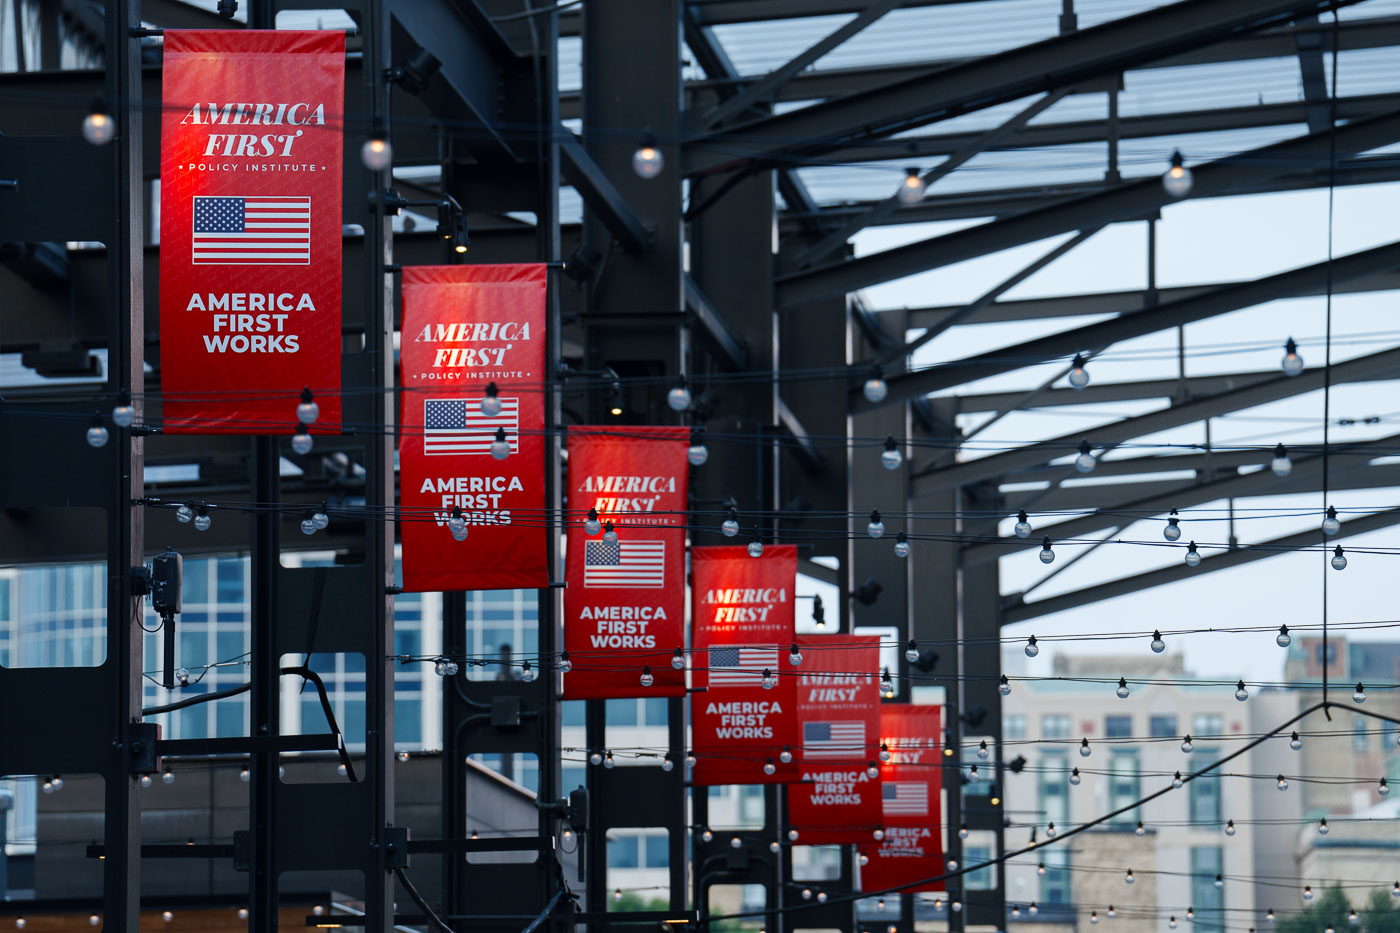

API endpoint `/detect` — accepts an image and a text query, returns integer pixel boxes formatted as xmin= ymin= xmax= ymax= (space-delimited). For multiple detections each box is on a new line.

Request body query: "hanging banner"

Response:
xmin=399 ymin=264 xmax=549 ymax=592
xmin=786 ymin=634 xmax=882 ymax=844
xmin=690 ymin=545 xmax=799 ymax=785
xmin=563 ymin=427 xmax=690 ymax=699
xmin=859 ymin=704 xmax=946 ymax=894
xmin=160 ymin=30 xmax=344 ymax=433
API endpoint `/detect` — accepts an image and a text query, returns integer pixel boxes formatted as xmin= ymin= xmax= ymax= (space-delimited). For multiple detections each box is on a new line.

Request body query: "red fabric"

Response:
xmin=690 ymin=545 xmax=799 ymax=785
xmin=858 ymin=704 xmax=946 ymax=893
xmin=399 ymin=264 xmax=549 ymax=592
xmin=160 ymin=30 xmax=344 ymax=433
xmin=563 ymin=427 xmax=690 ymax=698
xmin=786 ymin=634 xmax=883 ymax=844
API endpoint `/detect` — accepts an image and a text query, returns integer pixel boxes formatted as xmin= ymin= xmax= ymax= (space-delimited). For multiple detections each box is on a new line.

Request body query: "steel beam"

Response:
xmin=862 ymin=239 xmax=1400 ymax=412
xmin=559 ymin=132 xmax=650 ymax=253
xmin=914 ymin=344 xmax=1400 ymax=495
xmin=782 ymin=109 xmax=1400 ymax=309
xmin=685 ymin=0 xmax=1365 ymax=175
xmin=1002 ymin=506 xmax=1400 ymax=622
xmin=685 ymin=275 xmax=751 ymax=371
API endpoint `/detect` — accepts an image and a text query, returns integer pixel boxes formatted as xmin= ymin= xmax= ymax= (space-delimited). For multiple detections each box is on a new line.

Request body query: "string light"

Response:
xmin=1079 ymin=737 xmax=1091 ymax=757
xmin=640 ymin=665 xmax=653 ymax=687
xmin=748 ymin=533 xmax=764 ymax=558
xmin=661 ymin=753 xmax=673 ymax=772
xmin=1323 ymin=506 xmax=1340 ymax=535
xmin=894 ymin=532 xmax=910 ymax=557
xmin=448 ymin=508 xmax=468 ymax=541
xmin=298 ymin=386 xmax=320 ymax=424
xmin=291 ymin=422 xmax=314 ymax=455
xmin=760 ymin=668 xmax=775 ymax=690
xmin=1164 ymin=509 xmax=1181 ymax=541
xmin=1040 ymin=537 xmax=1055 ymax=564
xmin=667 ymin=376 xmax=691 ymax=412
xmin=1319 ymin=818 xmax=1329 ymax=835
xmin=1037 ymin=862 xmax=1046 ymax=876
xmin=904 ymin=639 xmax=920 ymax=663
xmin=670 ymin=648 xmax=685 ymax=670
xmin=86 ymin=413 xmax=109 ymax=448
xmin=608 ymin=378 xmax=623 ymax=416
xmin=240 ymin=767 xmax=250 ymax=782
xmin=787 ymin=829 xmax=799 ymax=841
xmin=1025 ymin=635 xmax=1039 ymax=657
xmin=602 ymin=521 xmax=618 ymax=544
xmin=584 ymin=508 xmax=601 ymax=536
xmin=722 ymin=508 xmax=739 ymax=537
xmin=1185 ymin=542 xmax=1201 ymax=567
xmin=1090 ymin=912 xmax=1099 ymax=925
xmin=1075 ymin=440 xmax=1096 ymax=473
xmin=632 ymin=134 xmax=663 ymax=179
xmin=896 ymin=167 xmax=926 ymax=205
xmin=977 ymin=740 xmax=988 ymax=760
xmin=1235 ymin=680 xmax=1249 ymax=702
xmin=999 ymin=674 xmax=1011 ymax=696
xmin=559 ymin=651 xmax=572 ymax=673
xmin=1187 ymin=908 xmax=1195 ymax=920
xmin=1117 ymin=677 xmax=1130 ymax=699
xmin=1268 ymin=910 xmax=1276 ymax=921
xmin=176 ymin=503 xmax=193 ymax=523
xmin=867 ymin=761 xmax=879 ymax=779
xmin=881 ymin=668 xmax=894 ymax=697
xmin=780 ymin=746 xmax=793 ymax=763
xmin=1046 ymin=822 xmax=1057 ymax=839
xmin=1169 ymin=917 xmax=1177 ymax=929
xmin=1070 ymin=767 xmax=1081 ymax=785
xmin=1281 ymin=337 xmax=1304 ymax=375
xmin=686 ymin=751 xmax=696 ymax=768
xmin=1108 ymin=906 xmax=1116 ymax=918
xmin=194 ymin=506 xmax=211 ymax=532
xmin=1277 ymin=775 xmax=1289 ymax=791
xmin=1162 ymin=149 xmax=1193 ymax=196
xmin=82 ymin=96 xmax=115 ymax=145
xmin=1014 ymin=509 xmax=1032 ymax=538
xmin=687 ymin=433 xmax=709 ymax=467
xmin=700 ymin=827 xmax=712 ymax=842
xmin=787 ymin=642 xmax=805 ymax=665
xmin=1151 ymin=630 xmax=1165 ymax=653
xmin=361 ymin=134 xmax=392 ymax=170
xmin=434 ymin=659 xmax=458 ymax=676
xmin=490 ymin=428 xmax=511 ymax=460
xmin=312 ymin=505 xmax=329 ymax=530
xmin=1349 ymin=910 xmax=1359 ymax=926
xmin=1277 ymin=625 xmax=1291 ymax=647
xmin=162 ymin=768 xmax=174 ymax=784
xmin=881 ymin=741 xmax=893 ymax=762
xmin=764 ymin=759 xmax=776 ymax=775
xmin=603 ymin=750 xmax=615 ymax=769
xmin=1332 ymin=546 xmax=1348 ymax=570
xmin=1225 ymin=819 xmax=1236 ymax=836
xmin=1172 ymin=771 xmax=1184 ymax=788
xmin=1124 ymin=869 xmax=1135 ymax=885
xmin=1182 ymin=735 xmax=1194 ymax=753
xmin=1303 ymin=886 xmax=1313 ymax=901
xmin=1135 ymin=820 xmax=1145 ymax=837
xmin=1271 ymin=444 xmax=1292 ymax=477
xmin=863 ymin=365 xmax=888 ymax=403
xmin=1380 ymin=777 xmax=1390 ymax=796
xmin=881 ymin=436 xmax=903 ymax=470
xmin=769 ymin=840 xmax=780 ymax=853
xmin=1068 ymin=354 xmax=1090 ymax=389
xmin=1029 ymin=902 xmax=1039 ymax=916
xmin=868 ymin=510 xmax=886 ymax=538
xmin=521 ymin=661 xmax=536 ymax=682
xmin=1290 ymin=731 xmax=1302 ymax=750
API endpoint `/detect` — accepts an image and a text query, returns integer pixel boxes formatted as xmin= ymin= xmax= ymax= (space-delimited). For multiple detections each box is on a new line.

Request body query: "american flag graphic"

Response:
xmin=192 ymin=196 xmax=310 ymax=264
xmin=708 ymin=645 xmax=780 ymax=687
xmin=803 ymin=720 xmax=866 ymax=759
xmin=583 ymin=540 xmax=666 ymax=588
xmin=423 ymin=398 xmax=518 ymax=456
xmin=882 ymin=781 xmax=929 ymax=816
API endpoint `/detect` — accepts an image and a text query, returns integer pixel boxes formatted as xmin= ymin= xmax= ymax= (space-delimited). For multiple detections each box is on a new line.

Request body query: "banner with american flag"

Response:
xmin=424 ymin=397 xmax=519 ymax=456
xmin=159 ymin=31 xmax=343 ymax=433
xmin=803 ymin=720 xmax=866 ymax=758
xmin=882 ymin=781 xmax=929 ymax=816
xmin=583 ymin=540 xmax=665 ymax=588
xmin=400 ymin=264 xmax=549 ymax=593
xmin=690 ymin=545 xmax=799 ymax=785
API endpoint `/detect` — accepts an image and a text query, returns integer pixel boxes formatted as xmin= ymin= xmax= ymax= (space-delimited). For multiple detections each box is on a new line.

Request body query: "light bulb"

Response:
xmin=1108 ymin=907 xmax=1116 ymax=918
xmin=769 ymin=840 xmax=780 ymax=853
xmin=1381 ymin=778 xmax=1390 ymax=796
xmin=301 ymin=515 xmax=317 ymax=536
xmin=112 ymin=393 xmax=136 ymax=428
xmin=613 ymin=888 xmax=623 ymax=903
xmin=1080 ymin=737 xmax=1091 ymax=757
xmin=1173 ymin=771 xmax=1183 ymax=788
xmin=1091 ymin=913 xmax=1099 ymax=925
xmin=559 ymin=651 xmax=573 ymax=673
xmin=194 ymin=509 xmax=211 ymax=532
xmin=1303 ymin=886 xmax=1312 ymax=901
xmin=1117 ymin=677 xmax=1130 ymax=699
xmin=1070 ymin=767 xmax=1081 ymax=785
xmin=722 ymin=509 xmax=739 ymax=537
xmin=1290 ymin=731 xmax=1302 ymax=750
xmin=760 ymin=668 xmax=775 ymax=689
xmin=632 ymin=142 xmax=664 ymax=179
xmin=952 ymin=901 xmax=962 ymax=913
xmin=176 ymin=667 xmax=191 ymax=686
xmin=1040 ymin=537 xmax=1055 ymax=564
xmin=490 ymin=427 xmax=511 ymax=460
xmin=1068 ymin=354 xmax=1090 ymax=389
xmin=1182 ymin=735 xmax=1194 ymax=753
xmin=585 ymin=508 xmax=601 ymax=536
xmin=41 ymin=780 xmax=52 ymax=794
xmin=1278 ymin=775 xmax=1289 ymax=791
xmin=521 ymin=660 xmax=536 ymax=682
xmin=1280 ymin=336 xmax=1304 ymax=376
xmin=1350 ymin=911 xmax=1359 ymax=926
xmin=748 ymin=537 xmax=764 ymax=558
xmin=1014 ymin=509 xmax=1032 ymax=538
xmin=1271 ymin=444 xmax=1292 ymax=477
xmin=859 ymin=853 xmax=869 ymax=866
xmin=789 ymin=643 xmax=803 ymax=665
xmin=999 ymin=674 xmax=1011 ymax=696
xmin=1162 ymin=150 xmax=1193 ymax=196
xmin=867 ymin=761 xmax=879 ymax=778
xmin=701 ymin=827 xmax=712 ymax=842
xmin=448 ymin=508 xmax=468 ymax=541
xmin=1323 ymin=505 xmax=1340 ymax=535
xmin=83 ymin=107 xmax=115 ymax=145
xmin=1319 ymin=818 xmax=1328 ymax=835
xmin=163 ymin=912 xmax=174 ymax=923
xmin=312 ymin=509 xmax=329 ymax=530
xmin=667 ymin=379 xmax=691 ymax=412
xmin=1269 ymin=910 xmax=1276 ymax=921
xmin=764 ymin=759 xmax=776 ymax=775
xmin=1012 ymin=906 xmax=1021 ymax=918
xmin=863 ymin=366 xmax=888 ymax=403
xmin=1332 ymin=546 xmax=1348 ymax=571
xmin=50 ymin=777 xmax=62 ymax=791
xmin=240 ymin=767 xmax=250 ymax=782
xmin=1047 ymin=822 xmax=1057 ymax=838
xmin=1169 ymin=918 xmax=1177 ymax=929
xmin=87 ymin=415 xmax=109 ymax=448
xmin=893 ymin=532 xmax=911 ymax=557
xmin=868 ymin=510 xmax=885 ymax=538
xmin=1165 ymin=510 xmax=1182 ymax=541
xmin=434 ymin=659 xmax=457 ymax=677
xmin=896 ymin=167 xmax=926 ymax=205
xmin=1151 ymin=630 xmax=1165 ymax=653
xmin=788 ymin=829 xmax=799 ymax=841
xmin=687 ymin=751 xmax=696 ymax=767
xmin=337 ymin=763 xmax=347 ymax=776
xmin=1025 ymin=635 xmax=1039 ymax=658
xmin=881 ymin=436 xmax=903 ymax=470
xmin=780 ymin=746 xmax=793 ymax=764
xmin=290 ymin=423 xmax=314 ymax=455
xmin=904 ymin=639 xmax=919 ymax=664
xmin=361 ymin=136 xmax=393 ymax=170
xmin=15 ymin=919 xmax=25 ymax=929
xmin=298 ymin=387 xmax=320 ymax=424
xmin=1235 ymin=680 xmax=1249 ymax=702
xmin=162 ymin=768 xmax=174 ymax=784
xmin=977 ymin=740 xmax=988 ymax=760
xmin=662 ymin=753 xmax=673 ymax=772
xmin=176 ymin=503 xmax=193 ymax=523
xmin=802 ymin=889 xmax=812 ymax=901
xmin=1277 ymin=625 xmax=1291 ymax=647
xmin=1075 ymin=440 xmax=1096 ymax=473
xmin=603 ymin=751 xmax=615 ymax=769
xmin=671 ymin=648 xmax=685 ymax=670
xmin=1226 ymin=819 xmax=1236 ymax=836
xmin=479 ymin=384 xmax=503 ymax=418
xmin=140 ymin=774 xmax=152 ymax=787
xmin=1135 ymin=821 xmax=1145 ymax=837
xmin=1392 ymin=882 xmax=1399 ymax=897
xmin=1185 ymin=542 xmax=1201 ymax=567
xmin=640 ymin=665 xmax=653 ymax=687
xmin=688 ymin=443 xmax=709 ymax=466
xmin=89 ymin=916 xmax=100 ymax=927
xmin=603 ymin=522 xmax=618 ymax=544
xmin=1124 ymin=869 xmax=1134 ymax=885
xmin=1029 ymin=903 xmax=1039 ymax=915
xmin=1038 ymin=863 xmax=1047 ymax=876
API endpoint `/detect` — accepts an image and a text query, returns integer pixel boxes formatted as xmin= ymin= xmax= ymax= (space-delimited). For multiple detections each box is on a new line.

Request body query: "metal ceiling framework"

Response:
xmin=1 ymin=0 xmax=1399 ymax=930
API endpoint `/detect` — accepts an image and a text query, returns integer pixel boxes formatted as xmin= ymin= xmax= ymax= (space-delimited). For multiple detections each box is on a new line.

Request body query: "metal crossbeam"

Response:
xmin=560 ymin=132 xmax=650 ymax=253
xmin=784 ymin=109 xmax=1400 ymax=309
xmin=1002 ymin=506 xmax=1400 ymax=622
xmin=685 ymin=0 xmax=1366 ymax=175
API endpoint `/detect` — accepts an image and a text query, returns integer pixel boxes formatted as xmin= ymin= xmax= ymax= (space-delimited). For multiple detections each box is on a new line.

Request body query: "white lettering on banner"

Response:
xmin=186 ymin=293 xmax=316 ymax=312
xmin=699 ymin=588 xmax=788 ymax=604
xmin=179 ymin=102 xmax=328 ymax=125
xmin=413 ymin=322 xmax=532 ymax=343
xmin=202 ymin=333 xmax=299 ymax=353
xmin=579 ymin=606 xmax=668 ymax=620
xmin=579 ymin=476 xmax=677 ymax=494
xmin=419 ymin=476 xmax=527 ymax=494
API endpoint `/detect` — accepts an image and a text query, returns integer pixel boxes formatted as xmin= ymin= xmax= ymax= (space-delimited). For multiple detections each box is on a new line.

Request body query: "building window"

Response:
xmin=963 ymin=844 xmax=996 ymax=890
xmin=1039 ymin=751 xmax=1069 ymax=824
xmin=1005 ymin=714 xmax=1026 ymax=741
xmin=1108 ymin=751 xmax=1139 ymax=824
xmin=1149 ymin=715 xmax=1177 ymax=737
xmin=608 ymin=833 xmax=639 ymax=869
xmin=1191 ymin=713 xmax=1223 ymax=737
xmin=1191 ymin=847 xmax=1224 ymax=931
xmin=1042 ymin=714 xmax=1071 ymax=739
xmin=1041 ymin=847 xmax=1071 ymax=905
xmin=1353 ymin=718 xmax=1368 ymax=753
xmin=1105 ymin=715 xmax=1132 ymax=738
xmin=1189 ymin=756 xmax=1221 ymax=824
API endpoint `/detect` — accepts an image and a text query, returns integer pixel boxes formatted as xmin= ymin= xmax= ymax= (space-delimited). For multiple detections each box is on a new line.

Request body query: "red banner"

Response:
xmin=160 ymin=30 xmax=344 ymax=433
xmin=859 ymin=704 xmax=945 ymax=893
xmin=399 ymin=265 xmax=548 ymax=592
xmin=563 ymin=427 xmax=689 ymax=699
xmin=787 ymin=634 xmax=882 ymax=844
xmin=690 ymin=545 xmax=799 ymax=785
